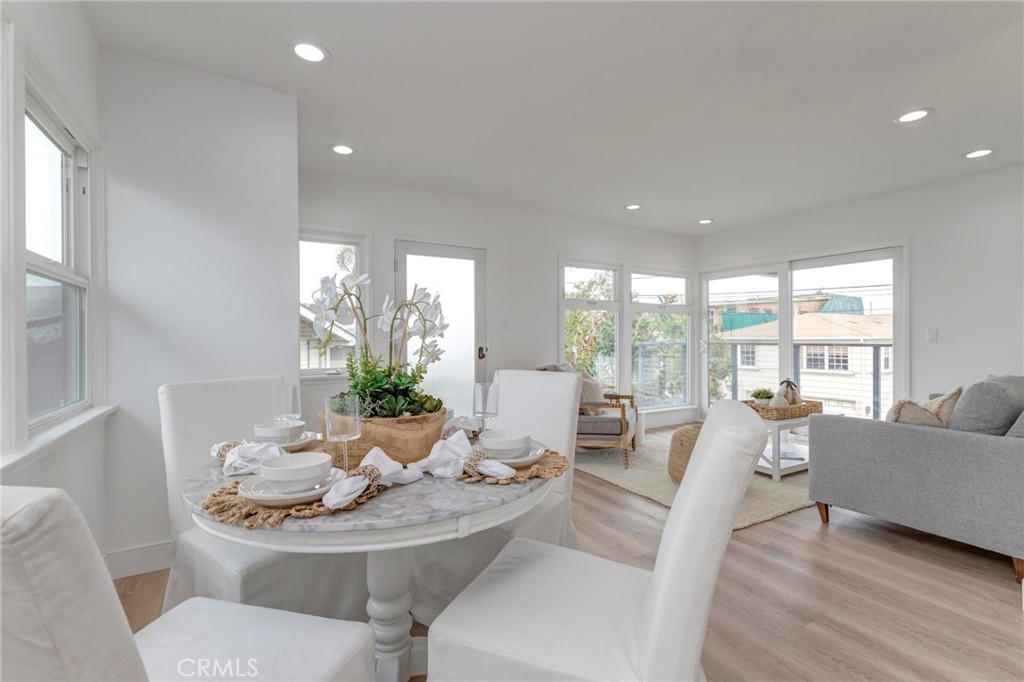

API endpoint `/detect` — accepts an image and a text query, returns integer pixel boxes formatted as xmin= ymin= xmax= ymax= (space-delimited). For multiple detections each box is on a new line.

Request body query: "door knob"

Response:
xmin=477 ymin=346 xmax=488 ymax=359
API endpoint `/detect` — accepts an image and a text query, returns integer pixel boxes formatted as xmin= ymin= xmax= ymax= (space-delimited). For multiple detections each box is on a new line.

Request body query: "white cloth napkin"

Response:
xmin=411 ymin=430 xmax=516 ymax=479
xmin=212 ymin=441 xmax=287 ymax=476
xmin=322 ymin=447 xmax=424 ymax=510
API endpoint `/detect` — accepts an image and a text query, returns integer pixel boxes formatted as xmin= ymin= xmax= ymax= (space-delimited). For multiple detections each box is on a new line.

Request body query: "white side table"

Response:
xmin=755 ymin=415 xmax=811 ymax=481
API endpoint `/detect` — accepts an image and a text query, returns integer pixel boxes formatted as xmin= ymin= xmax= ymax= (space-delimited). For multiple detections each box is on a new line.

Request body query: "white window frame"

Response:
xmin=700 ymin=245 xmax=905 ymax=414
xmin=625 ymin=266 xmax=693 ymax=410
xmin=801 ymin=344 xmax=850 ymax=373
xmin=738 ymin=344 xmax=757 ymax=368
xmin=23 ymin=94 xmax=90 ymax=430
xmin=2 ymin=18 xmax=104 ymax=452
xmin=558 ymin=257 xmax=695 ymax=411
xmin=558 ymin=258 xmax=619 ymax=390
xmin=298 ymin=225 xmax=370 ymax=378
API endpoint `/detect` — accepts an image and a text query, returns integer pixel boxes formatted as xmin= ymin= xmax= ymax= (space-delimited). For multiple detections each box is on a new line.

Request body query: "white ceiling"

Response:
xmin=82 ymin=1 xmax=1023 ymax=235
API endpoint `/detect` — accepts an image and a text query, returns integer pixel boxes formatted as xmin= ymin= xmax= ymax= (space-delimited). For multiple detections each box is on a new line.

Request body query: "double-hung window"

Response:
xmin=24 ymin=102 xmax=89 ymax=424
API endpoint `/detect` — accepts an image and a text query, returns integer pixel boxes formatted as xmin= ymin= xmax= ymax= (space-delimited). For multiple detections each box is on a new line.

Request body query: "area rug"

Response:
xmin=574 ymin=431 xmax=814 ymax=530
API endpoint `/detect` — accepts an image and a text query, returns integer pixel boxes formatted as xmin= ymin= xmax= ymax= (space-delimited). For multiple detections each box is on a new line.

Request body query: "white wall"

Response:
xmin=697 ymin=166 xmax=1024 ymax=398
xmin=0 ymin=2 xmax=108 ymax=546
xmin=2 ymin=1 xmax=100 ymax=139
xmin=101 ymin=51 xmax=299 ymax=574
xmin=300 ymin=172 xmax=697 ymax=379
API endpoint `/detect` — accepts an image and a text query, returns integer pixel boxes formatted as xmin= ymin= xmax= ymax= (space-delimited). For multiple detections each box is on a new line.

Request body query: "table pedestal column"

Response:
xmin=367 ymin=548 xmax=414 ymax=682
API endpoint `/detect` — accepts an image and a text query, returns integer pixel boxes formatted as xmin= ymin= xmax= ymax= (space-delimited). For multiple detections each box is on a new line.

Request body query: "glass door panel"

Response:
xmin=792 ymin=257 xmax=894 ymax=419
xmin=706 ymin=274 xmax=780 ymax=404
xmin=397 ymin=241 xmax=486 ymax=417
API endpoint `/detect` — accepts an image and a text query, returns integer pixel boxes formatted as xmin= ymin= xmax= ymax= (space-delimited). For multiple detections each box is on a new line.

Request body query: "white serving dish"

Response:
xmin=495 ymin=440 xmax=547 ymax=468
xmin=478 ymin=429 xmax=531 ymax=459
xmin=254 ymin=419 xmax=306 ymax=444
xmin=277 ymin=431 xmax=319 ymax=452
xmin=239 ymin=468 xmax=345 ymax=507
xmin=259 ymin=452 xmax=333 ymax=493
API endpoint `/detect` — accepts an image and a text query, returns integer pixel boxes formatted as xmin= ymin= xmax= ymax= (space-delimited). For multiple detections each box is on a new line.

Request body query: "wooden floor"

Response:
xmin=116 ymin=468 xmax=1024 ymax=681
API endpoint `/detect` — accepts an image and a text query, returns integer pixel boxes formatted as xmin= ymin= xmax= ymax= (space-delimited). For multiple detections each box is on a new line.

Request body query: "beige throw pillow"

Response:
xmin=885 ymin=386 xmax=963 ymax=428
xmin=579 ymin=372 xmax=606 ymax=416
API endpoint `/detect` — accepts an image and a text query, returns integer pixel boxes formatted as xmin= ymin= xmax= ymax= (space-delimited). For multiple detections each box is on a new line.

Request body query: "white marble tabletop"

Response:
xmin=183 ymin=462 xmax=552 ymax=533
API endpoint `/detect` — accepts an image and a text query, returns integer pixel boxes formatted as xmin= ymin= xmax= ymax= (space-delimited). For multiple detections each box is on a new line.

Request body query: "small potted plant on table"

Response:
xmin=751 ymin=388 xmax=775 ymax=406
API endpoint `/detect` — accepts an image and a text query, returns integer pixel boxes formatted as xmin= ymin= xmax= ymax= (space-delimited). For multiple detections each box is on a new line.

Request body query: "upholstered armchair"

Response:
xmin=537 ymin=364 xmax=639 ymax=468
xmin=578 ymin=392 xmax=638 ymax=468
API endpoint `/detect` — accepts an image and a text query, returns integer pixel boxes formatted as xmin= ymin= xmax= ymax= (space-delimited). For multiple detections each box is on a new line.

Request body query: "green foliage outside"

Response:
xmin=563 ymin=271 xmax=690 ymax=406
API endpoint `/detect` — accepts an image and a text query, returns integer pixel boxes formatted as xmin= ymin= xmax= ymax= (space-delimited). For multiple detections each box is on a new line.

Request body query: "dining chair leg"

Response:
xmin=367 ymin=548 xmax=414 ymax=682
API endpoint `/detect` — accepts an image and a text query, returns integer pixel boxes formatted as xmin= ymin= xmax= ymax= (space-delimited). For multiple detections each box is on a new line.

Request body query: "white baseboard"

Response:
xmin=643 ymin=406 xmax=701 ymax=429
xmin=105 ymin=540 xmax=173 ymax=580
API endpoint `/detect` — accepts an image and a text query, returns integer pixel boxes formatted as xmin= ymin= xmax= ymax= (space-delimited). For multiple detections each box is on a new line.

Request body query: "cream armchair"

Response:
xmin=578 ymin=392 xmax=638 ymax=468
xmin=537 ymin=364 xmax=638 ymax=468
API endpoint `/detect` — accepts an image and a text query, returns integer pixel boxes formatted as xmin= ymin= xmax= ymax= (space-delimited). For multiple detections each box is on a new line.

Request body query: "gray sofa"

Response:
xmin=809 ymin=377 xmax=1024 ymax=583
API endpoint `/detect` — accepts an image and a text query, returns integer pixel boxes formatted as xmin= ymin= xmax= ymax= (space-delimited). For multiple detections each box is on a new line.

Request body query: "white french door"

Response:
xmin=395 ymin=240 xmax=486 ymax=417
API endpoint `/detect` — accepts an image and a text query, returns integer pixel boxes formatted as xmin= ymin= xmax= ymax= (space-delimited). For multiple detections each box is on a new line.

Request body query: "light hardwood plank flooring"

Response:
xmin=115 ymin=460 xmax=1023 ymax=681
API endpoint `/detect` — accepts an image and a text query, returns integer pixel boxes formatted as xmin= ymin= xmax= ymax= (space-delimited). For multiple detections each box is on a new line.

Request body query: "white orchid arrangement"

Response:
xmin=311 ymin=272 xmax=448 ymax=417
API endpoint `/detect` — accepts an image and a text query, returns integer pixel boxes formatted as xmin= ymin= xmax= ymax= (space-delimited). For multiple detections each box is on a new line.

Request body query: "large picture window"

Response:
xmin=561 ymin=263 xmax=691 ymax=411
xmin=704 ymin=247 xmax=901 ymax=419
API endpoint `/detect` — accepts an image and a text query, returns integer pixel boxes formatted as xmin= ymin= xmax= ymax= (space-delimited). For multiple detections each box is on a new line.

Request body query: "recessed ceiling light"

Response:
xmin=331 ymin=144 xmax=355 ymax=155
xmin=894 ymin=109 xmax=932 ymax=124
xmin=698 ymin=218 xmax=714 ymax=225
xmin=963 ymin=148 xmax=993 ymax=159
xmin=625 ymin=204 xmax=641 ymax=210
xmin=293 ymin=41 xmax=329 ymax=63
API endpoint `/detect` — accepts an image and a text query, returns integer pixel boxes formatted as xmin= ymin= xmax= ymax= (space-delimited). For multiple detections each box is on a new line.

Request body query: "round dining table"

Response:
xmin=183 ymin=462 xmax=555 ymax=682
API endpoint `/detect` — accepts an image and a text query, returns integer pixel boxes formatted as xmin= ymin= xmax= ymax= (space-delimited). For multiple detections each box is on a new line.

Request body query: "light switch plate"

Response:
xmin=925 ymin=328 xmax=938 ymax=343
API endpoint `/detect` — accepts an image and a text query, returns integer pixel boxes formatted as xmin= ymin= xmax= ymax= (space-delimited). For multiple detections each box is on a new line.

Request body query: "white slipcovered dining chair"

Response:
xmin=159 ymin=376 xmax=369 ymax=619
xmin=410 ymin=369 xmax=582 ymax=624
xmin=1 ymin=486 xmax=375 ymax=682
xmin=427 ymin=399 xmax=768 ymax=681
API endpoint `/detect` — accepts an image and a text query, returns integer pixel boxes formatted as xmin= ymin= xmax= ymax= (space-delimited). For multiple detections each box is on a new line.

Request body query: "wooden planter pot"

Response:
xmin=319 ymin=409 xmax=445 ymax=467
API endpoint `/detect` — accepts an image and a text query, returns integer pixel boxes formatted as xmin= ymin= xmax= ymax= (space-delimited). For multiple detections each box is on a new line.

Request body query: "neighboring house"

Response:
xmin=299 ymin=305 xmax=355 ymax=371
xmin=718 ymin=312 xmax=893 ymax=418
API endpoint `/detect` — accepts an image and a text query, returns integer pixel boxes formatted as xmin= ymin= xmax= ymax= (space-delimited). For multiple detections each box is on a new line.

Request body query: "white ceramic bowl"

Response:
xmin=254 ymin=419 xmax=306 ymax=444
xmin=478 ymin=429 xmax=531 ymax=459
xmin=259 ymin=453 xmax=333 ymax=493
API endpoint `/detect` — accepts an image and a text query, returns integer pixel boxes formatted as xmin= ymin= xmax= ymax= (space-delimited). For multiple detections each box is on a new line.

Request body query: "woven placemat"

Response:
xmin=201 ymin=462 xmax=386 ymax=529
xmin=457 ymin=451 xmax=568 ymax=485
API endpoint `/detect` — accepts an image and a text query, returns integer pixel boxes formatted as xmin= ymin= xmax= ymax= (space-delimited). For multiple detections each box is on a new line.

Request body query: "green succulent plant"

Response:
xmin=751 ymin=388 xmax=775 ymax=399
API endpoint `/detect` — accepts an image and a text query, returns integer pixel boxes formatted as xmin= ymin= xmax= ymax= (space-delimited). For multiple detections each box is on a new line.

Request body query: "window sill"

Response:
xmin=300 ymin=373 xmax=349 ymax=386
xmin=1 ymin=405 xmax=117 ymax=477
xmin=800 ymin=369 xmax=855 ymax=376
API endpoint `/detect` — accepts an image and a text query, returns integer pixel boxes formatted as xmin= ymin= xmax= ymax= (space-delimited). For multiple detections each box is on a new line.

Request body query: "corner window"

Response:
xmin=561 ymin=262 xmax=691 ymax=410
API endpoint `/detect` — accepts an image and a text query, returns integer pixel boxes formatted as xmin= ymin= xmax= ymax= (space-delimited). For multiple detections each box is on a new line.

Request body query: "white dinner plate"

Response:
xmin=489 ymin=440 xmax=547 ymax=468
xmin=238 ymin=467 xmax=345 ymax=507
xmin=253 ymin=431 xmax=319 ymax=452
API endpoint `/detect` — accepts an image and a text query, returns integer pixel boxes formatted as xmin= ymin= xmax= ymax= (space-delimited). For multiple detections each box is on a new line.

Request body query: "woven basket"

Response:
xmin=668 ymin=422 xmax=702 ymax=483
xmin=741 ymin=400 xmax=823 ymax=421
xmin=318 ymin=409 xmax=445 ymax=466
